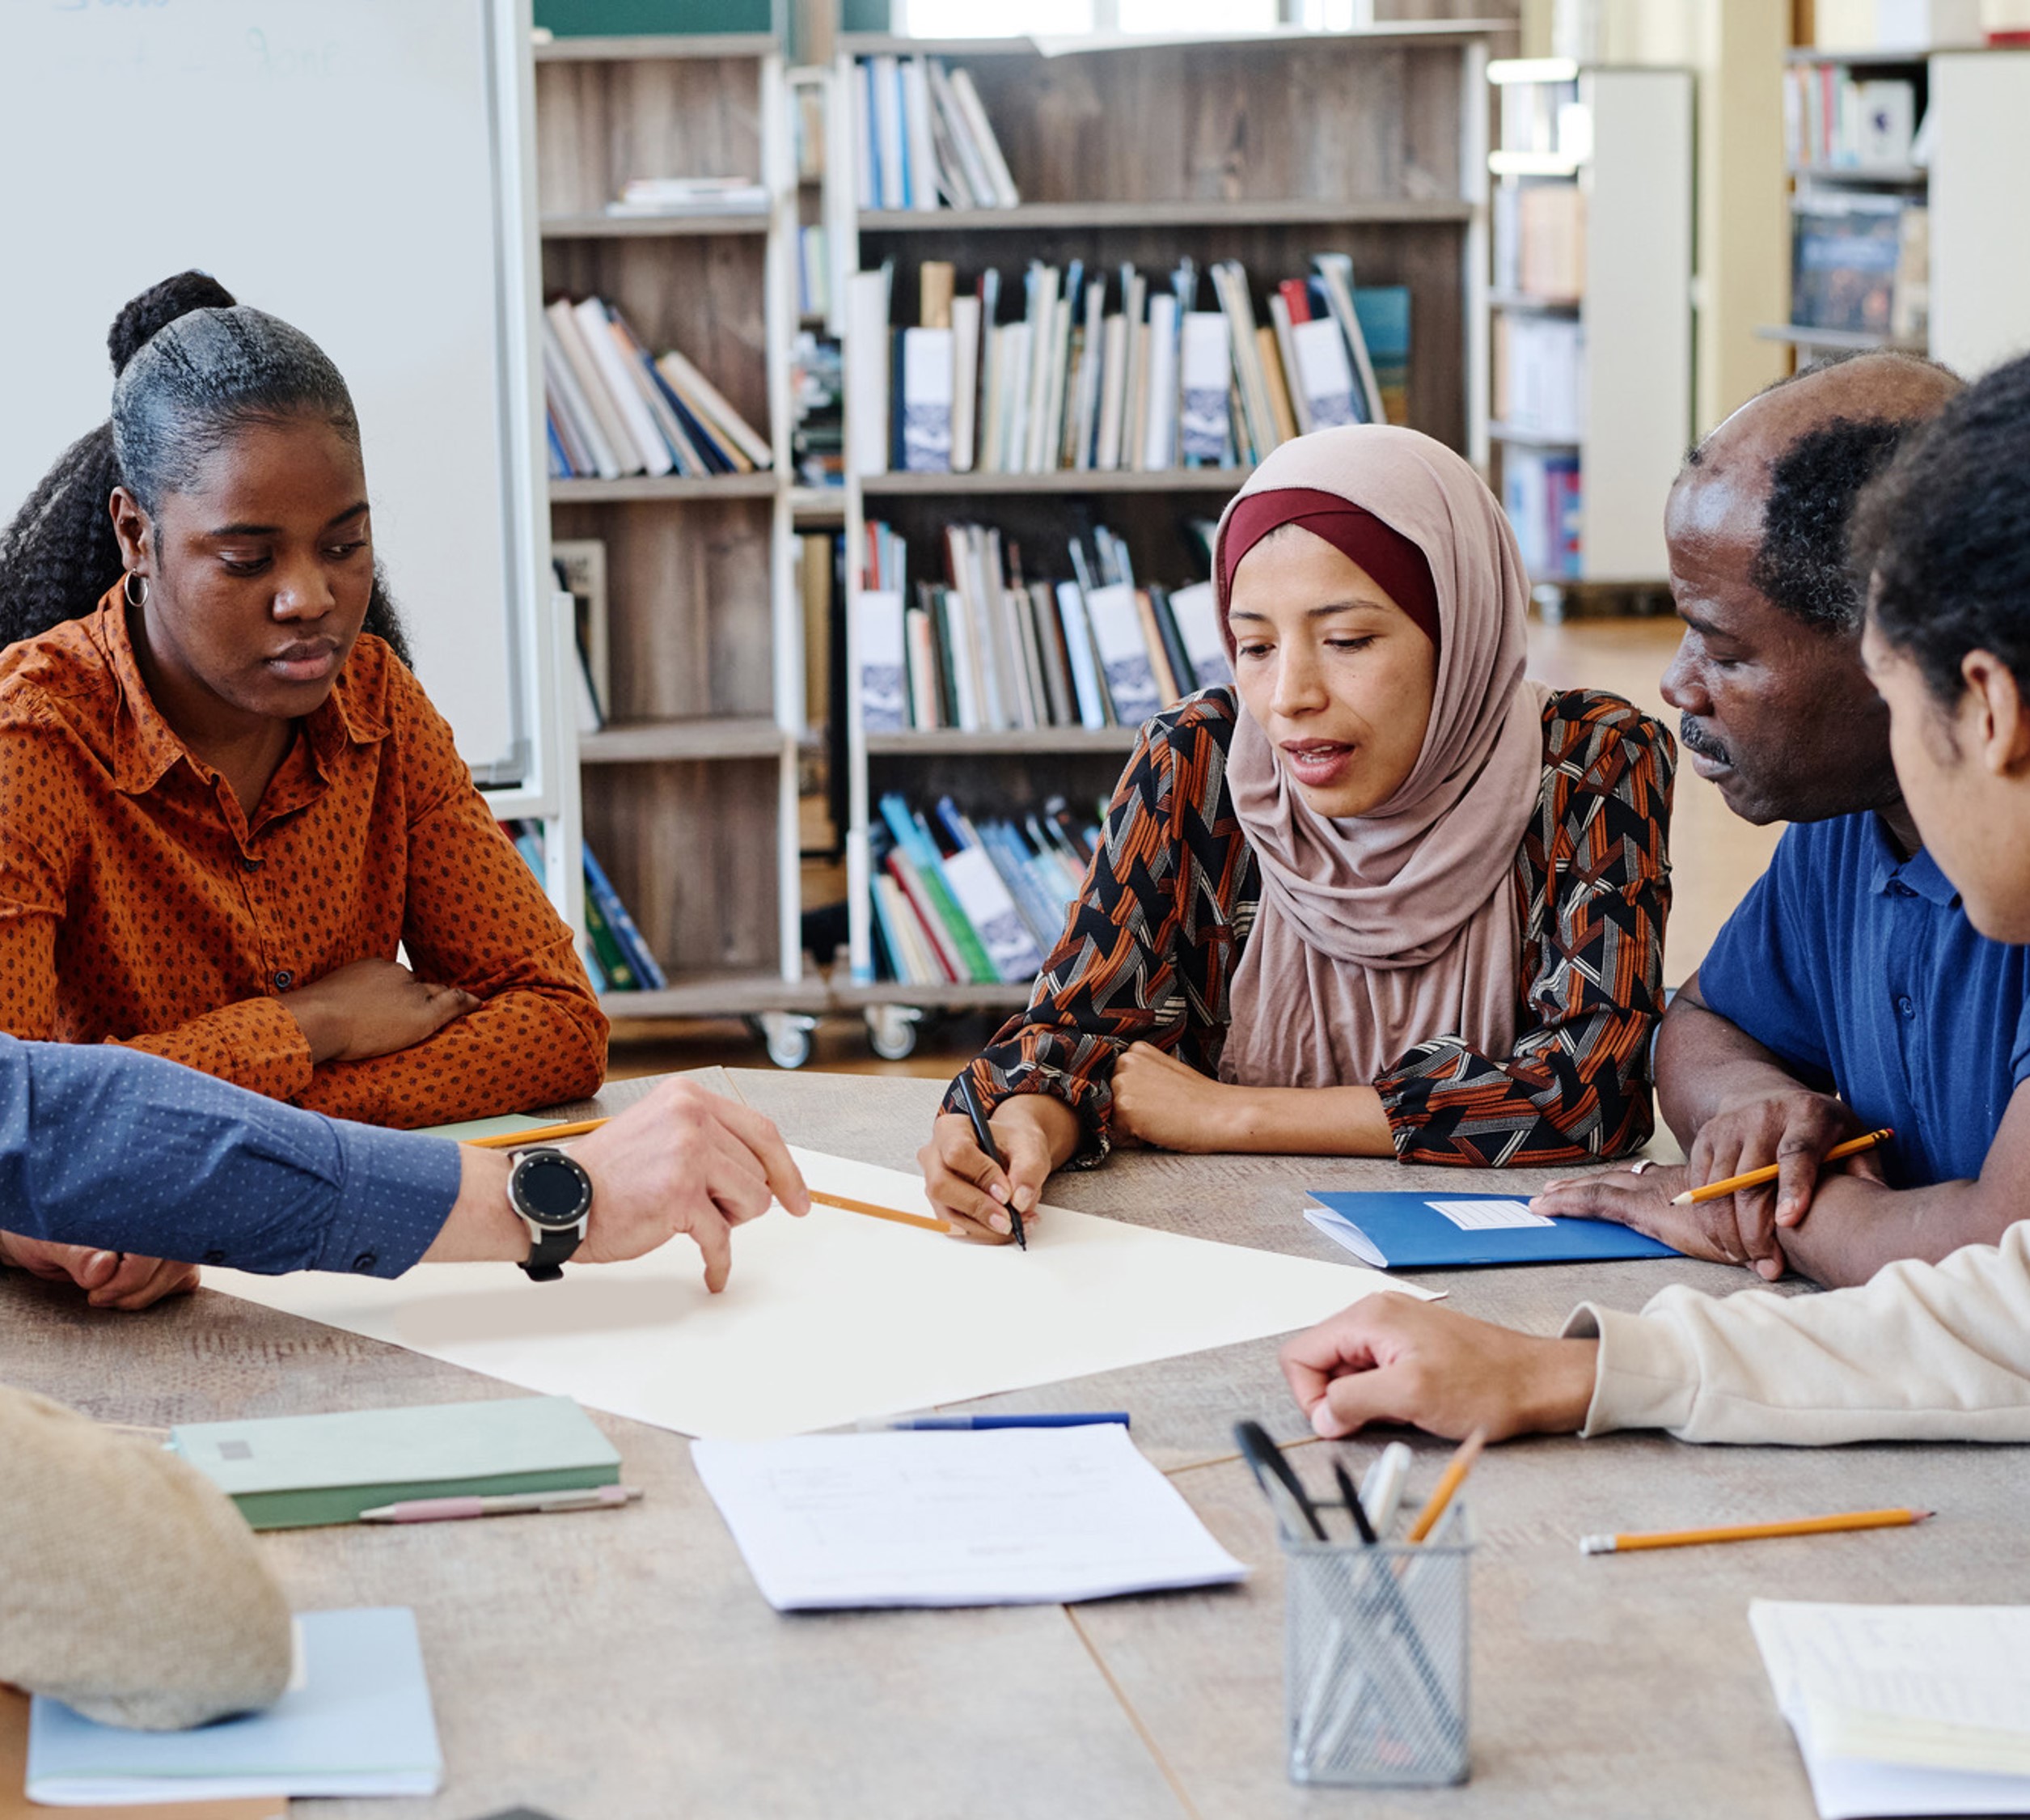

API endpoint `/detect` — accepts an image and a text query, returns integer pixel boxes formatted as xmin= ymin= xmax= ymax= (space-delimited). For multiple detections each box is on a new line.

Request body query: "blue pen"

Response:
xmin=857 ymin=1412 xmax=1131 ymax=1431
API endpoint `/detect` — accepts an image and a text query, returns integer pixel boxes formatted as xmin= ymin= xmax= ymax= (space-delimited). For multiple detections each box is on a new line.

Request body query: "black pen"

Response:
xmin=955 ymin=1072 xmax=1025 ymax=1250
xmin=1333 ymin=1462 xmax=1379 ymax=1546
xmin=1233 ymin=1420 xmax=1329 ymax=1541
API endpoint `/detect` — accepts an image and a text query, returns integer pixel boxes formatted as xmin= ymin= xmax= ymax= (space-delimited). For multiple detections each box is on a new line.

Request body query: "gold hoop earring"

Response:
xmin=123 ymin=572 xmax=148 ymax=608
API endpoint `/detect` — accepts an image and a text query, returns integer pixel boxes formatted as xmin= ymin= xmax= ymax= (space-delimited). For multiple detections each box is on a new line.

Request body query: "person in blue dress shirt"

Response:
xmin=0 ymin=1040 xmax=806 ymax=1306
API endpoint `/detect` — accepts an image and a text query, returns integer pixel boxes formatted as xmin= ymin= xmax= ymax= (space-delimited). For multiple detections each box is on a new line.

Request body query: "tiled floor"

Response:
xmin=608 ymin=615 xmax=1783 ymax=1084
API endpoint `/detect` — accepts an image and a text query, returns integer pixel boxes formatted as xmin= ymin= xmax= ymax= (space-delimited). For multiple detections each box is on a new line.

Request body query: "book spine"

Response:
xmin=884 ymin=847 xmax=964 ymax=983
xmin=878 ymin=795 xmax=996 ymax=984
xmin=573 ymin=298 xmax=675 ymax=476
xmin=581 ymin=890 xmax=636 ymax=993
xmin=581 ymin=842 xmax=666 ymax=991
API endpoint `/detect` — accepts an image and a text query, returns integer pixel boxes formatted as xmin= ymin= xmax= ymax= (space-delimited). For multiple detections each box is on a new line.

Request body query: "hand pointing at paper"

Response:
xmin=426 ymin=1077 xmax=810 ymax=1291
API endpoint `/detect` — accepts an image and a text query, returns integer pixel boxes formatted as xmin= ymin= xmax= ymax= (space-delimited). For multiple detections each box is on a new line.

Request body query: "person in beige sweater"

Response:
xmin=1284 ymin=349 xmax=2030 ymax=1448
xmin=2 ymin=1385 xmax=294 ymax=1729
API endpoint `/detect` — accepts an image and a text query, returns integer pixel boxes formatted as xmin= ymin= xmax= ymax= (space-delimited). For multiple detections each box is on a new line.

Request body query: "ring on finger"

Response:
xmin=1628 ymin=1159 xmax=1655 ymax=1177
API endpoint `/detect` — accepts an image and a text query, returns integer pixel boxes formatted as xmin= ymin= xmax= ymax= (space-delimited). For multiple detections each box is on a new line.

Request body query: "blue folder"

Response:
xmin=27 ymin=1608 xmax=441 ymax=1802
xmin=1305 ymin=1191 xmax=1681 ymax=1270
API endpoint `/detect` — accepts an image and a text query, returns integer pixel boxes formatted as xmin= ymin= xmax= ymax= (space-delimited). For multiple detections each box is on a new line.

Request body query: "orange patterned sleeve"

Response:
xmin=294 ymin=671 xmax=608 ymax=1129
xmin=0 ymin=701 xmax=315 ymax=1098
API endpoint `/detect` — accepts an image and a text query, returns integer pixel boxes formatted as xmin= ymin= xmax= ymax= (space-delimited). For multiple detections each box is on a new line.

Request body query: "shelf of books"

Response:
xmin=1770 ymin=44 xmax=2030 ymax=383
xmin=831 ymin=26 xmax=1493 ymax=1012
xmin=1770 ymin=48 xmax=1935 ymax=364
xmin=1486 ymin=59 xmax=1692 ymax=606
xmin=531 ymin=30 xmax=815 ymax=1035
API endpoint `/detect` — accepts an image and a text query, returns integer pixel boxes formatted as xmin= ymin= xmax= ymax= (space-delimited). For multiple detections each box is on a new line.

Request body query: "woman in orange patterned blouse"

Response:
xmin=920 ymin=426 xmax=1676 ymax=1241
xmin=0 ymin=273 xmax=607 ymax=1150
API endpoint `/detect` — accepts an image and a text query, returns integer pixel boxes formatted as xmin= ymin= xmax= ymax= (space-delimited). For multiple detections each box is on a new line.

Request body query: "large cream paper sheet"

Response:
xmin=210 ymin=1148 xmax=1427 ymax=1439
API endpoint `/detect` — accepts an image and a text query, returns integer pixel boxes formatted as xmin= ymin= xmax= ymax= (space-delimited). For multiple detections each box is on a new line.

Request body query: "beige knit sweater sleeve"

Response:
xmin=1565 ymin=1220 xmax=2030 ymax=1445
xmin=0 ymin=1386 xmax=294 ymax=1729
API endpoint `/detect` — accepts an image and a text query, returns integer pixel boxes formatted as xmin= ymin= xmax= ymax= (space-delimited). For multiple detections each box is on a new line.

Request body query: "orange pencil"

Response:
xmin=810 ymin=1190 xmax=950 ymax=1234
xmin=1404 ymin=1428 xmax=1487 ymax=1543
xmin=463 ymin=1117 xmax=609 ymax=1150
xmin=1671 ymin=1127 xmax=1893 ymax=1206
xmin=1580 ymin=1507 xmax=1931 ymax=1555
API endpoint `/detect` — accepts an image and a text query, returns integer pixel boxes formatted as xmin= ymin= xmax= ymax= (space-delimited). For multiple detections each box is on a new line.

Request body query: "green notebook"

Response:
xmin=170 ymin=1396 xmax=621 ymax=1530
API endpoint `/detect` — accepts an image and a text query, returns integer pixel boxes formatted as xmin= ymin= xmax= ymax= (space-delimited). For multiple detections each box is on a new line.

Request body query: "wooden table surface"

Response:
xmin=8 ymin=1067 xmax=2027 ymax=1819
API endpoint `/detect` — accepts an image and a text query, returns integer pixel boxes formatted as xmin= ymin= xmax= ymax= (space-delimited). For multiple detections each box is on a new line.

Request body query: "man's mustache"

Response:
xmin=1679 ymin=715 xmax=1732 ymax=765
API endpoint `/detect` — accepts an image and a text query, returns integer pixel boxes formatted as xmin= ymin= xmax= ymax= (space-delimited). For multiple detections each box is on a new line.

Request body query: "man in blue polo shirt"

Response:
xmin=1536 ymin=351 xmax=2030 ymax=1288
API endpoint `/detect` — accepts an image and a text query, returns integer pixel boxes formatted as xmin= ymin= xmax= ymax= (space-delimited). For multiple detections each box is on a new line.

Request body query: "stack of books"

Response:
xmin=1783 ymin=65 xmax=1922 ymax=168
xmin=1497 ymin=68 xmax=1581 ymax=159
xmin=1493 ymin=184 xmax=1584 ymax=302
xmin=852 ymin=55 xmax=1020 ymax=212
xmin=1494 ymin=315 xmax=1586 ymax=441
xmin=542 ymin=295 xmax=774 ymax=481
xmin=1502 ymin=450 xmax=1582 ymax=583
xmin=792 ymin=331 xmax=844 ymax=490
xmin=856 ymin=523 xmax=1233 ymax=736
xmin=869 ymin=792 xmax=1104 ymax=988
xmin=501 ymin=821 xmax=666 ymax=995
xmin=603 ymin=176 xmax=770 ymax=218
xmin=848 ymin=256 xmax=1407 ymax=479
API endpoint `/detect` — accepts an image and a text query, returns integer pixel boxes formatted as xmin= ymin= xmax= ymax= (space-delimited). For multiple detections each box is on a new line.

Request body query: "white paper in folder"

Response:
xmin=209 ymin=1148 xmax=1425 ymax=1440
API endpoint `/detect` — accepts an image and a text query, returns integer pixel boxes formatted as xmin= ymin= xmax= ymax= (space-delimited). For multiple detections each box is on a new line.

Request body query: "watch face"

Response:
xmin=514 ymin=1152 xmax=592 ymax=1229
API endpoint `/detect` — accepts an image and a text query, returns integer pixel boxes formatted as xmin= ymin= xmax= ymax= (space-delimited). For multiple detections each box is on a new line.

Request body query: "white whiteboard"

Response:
xmin=0 ymin=0 xmax=540 ymax=782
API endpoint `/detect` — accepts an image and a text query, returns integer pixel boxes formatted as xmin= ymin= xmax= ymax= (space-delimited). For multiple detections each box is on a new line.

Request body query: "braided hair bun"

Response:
xmin=108 ymin=270 xmax=238 ymax=377
xmin=0 ymin=272 xmax=411 ymax=663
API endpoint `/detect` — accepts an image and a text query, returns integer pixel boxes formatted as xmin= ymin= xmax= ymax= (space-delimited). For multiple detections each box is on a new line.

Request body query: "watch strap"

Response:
xmin=520 ymin=1222 xmax=580 ymax=1283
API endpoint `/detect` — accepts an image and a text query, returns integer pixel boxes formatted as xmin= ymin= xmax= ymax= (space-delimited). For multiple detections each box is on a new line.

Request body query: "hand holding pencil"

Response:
xmin=1535 ymin=1102 xmax=1894 ymax=1280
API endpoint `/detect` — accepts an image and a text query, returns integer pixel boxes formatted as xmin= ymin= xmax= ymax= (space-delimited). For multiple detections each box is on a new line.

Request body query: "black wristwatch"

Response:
xmin=507 ymin=1147 xmax=594 ymax=1281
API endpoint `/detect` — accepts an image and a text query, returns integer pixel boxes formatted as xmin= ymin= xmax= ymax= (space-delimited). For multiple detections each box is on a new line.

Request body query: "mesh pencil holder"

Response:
xmin=1280 ymin=1505 xmax=1472 ymax=1787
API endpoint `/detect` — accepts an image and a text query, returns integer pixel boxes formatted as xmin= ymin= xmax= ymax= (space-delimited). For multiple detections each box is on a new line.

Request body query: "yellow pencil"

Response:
xmin=1404 ymin=1428 xmax=1487 ymax=1543
xmin=463 ymin=1117 xmax=610 ymax=1150
xmin=1670 ymin=1127 xmax=1893 ymax=1206
xmin=1580 ymin=1507 xmax=1932 ymax=1555
xmin=809 ymin=1190 xmax=950 ymax=1234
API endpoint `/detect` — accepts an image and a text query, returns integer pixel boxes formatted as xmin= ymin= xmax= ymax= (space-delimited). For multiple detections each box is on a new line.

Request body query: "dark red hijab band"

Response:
xmin=1218 ymin=486 xmax=1442 ymax=658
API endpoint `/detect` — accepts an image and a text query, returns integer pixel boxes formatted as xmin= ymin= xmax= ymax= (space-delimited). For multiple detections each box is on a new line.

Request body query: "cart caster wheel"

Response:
xmin=865 ymin=1004 xmax=920 ymax=1062
xmin=758 ymin=1011 xmax=815 ymax=1070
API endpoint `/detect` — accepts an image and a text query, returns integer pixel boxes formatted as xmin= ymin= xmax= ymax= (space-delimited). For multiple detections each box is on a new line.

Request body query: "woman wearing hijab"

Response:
xmin=918 ymin=425 xmax=1677 ymax=1240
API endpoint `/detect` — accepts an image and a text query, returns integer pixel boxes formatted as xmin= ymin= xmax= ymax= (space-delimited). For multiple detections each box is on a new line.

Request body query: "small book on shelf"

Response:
xmin=582 ymin=840 xmax=666 ymax=992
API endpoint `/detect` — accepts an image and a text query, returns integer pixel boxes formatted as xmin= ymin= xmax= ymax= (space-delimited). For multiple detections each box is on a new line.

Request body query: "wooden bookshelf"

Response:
xmin=865 ymin=727 xmax=1142 ymax=756
xmin=550 ymin=473 xmax=779 ymax=502
xmin=857 ymin=200 xmax=1476 ymax=232
xmin=531 ymin=32 xmax=810 ymax=1053
xmin=834 ymin=26 xmax=1496 ymax=1013
xmin=538 ymin=213 xmax=773 ymax=239
xmin=533 ymin=32 xmax=779 ymax=64
xmin=579 ymin=717 xmax=789 ymax=764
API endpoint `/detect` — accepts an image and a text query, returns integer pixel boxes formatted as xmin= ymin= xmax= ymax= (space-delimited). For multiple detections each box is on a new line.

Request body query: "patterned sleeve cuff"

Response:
xmin=120 ymin=997 xmax=317 ymax=1103
xmin=307 ymin=1121 xmax=465 ymax=1278
xmin=941 ymin=1056 xmax=1116 ymax=1169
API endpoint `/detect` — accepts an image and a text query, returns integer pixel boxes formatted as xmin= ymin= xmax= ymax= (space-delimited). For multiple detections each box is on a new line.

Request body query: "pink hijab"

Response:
xmin=1214 ymin=425 xmax=1549 ymax=1093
